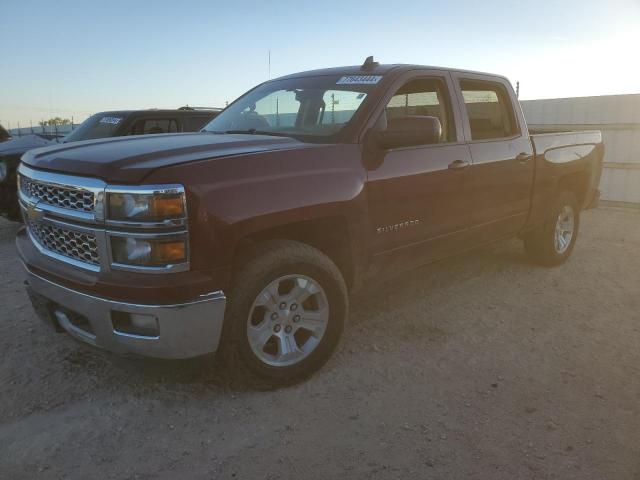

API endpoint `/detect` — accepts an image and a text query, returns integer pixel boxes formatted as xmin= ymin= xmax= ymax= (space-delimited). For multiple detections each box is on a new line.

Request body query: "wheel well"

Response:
xmin=235 ymin=217 xmax=355 ymax=289
xmin=558 ymin=171 xmax=590 ymax=207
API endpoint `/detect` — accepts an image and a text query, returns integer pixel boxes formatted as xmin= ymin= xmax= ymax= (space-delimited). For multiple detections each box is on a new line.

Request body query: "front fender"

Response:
xmin=146 ymin=144 xmax=369 ymax=274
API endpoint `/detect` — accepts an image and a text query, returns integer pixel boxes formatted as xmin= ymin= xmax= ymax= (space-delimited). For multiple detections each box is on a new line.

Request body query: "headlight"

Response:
xmin=111 ymin=236 xmax=188 ymax=267
xmin=106 ymin=185 xmax=189 ymax=271
xmin=107 ymin=186 xmax=186 ymax=222
xmin=0 ymin=160 xmax=7 ymax=183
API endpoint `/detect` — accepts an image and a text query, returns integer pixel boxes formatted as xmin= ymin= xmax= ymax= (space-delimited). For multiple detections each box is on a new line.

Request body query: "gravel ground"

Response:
xmin=1 ymin=208 xmax=639 ymax=480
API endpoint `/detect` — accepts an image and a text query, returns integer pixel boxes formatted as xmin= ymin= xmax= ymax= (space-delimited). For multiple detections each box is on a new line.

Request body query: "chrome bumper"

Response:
xmin=23 ymin=266 xmax=226 ymax=359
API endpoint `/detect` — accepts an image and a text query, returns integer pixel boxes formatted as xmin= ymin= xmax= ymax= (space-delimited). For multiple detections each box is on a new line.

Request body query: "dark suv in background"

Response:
xmin=0 ymin=124 xmax=10 ymax=143
xmin=0 ymin=107 xmax=221 ymax=221
xmin=63 ymin=107 xmax=220 ymax=142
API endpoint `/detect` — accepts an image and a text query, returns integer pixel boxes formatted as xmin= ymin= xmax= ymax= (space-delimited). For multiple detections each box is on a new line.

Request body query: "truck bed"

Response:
xmin=525 ymin=130 xmax=604 ymax=230
xmin=530 ymin=130 xmax=602 ymax=159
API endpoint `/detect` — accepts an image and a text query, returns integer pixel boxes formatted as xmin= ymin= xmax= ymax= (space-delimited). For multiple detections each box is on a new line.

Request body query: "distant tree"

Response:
xmin=38 ymin=117 xmax=72 ymax=126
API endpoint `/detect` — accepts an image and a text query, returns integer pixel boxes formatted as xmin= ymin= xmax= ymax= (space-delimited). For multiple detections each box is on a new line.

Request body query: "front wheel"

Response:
xmin=222 ymin=240 xmax=348 ymax=385
xmin=523 ymin=191 xmax=580 ymax=266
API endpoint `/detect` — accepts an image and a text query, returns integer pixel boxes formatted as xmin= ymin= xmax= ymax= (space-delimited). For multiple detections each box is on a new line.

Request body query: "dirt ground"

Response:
xmin=1 ymin=208 xmax=639 ymax=480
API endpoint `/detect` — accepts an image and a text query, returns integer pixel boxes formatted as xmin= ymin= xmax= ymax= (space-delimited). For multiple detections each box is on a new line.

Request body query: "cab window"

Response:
xmin=459 ymin=80 xmax=519 ymax=140
xmin=383 ymin=78 xmax=455 ymax=143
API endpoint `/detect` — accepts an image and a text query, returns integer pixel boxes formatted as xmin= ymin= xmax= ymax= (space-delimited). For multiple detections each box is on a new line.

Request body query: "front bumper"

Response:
xmin=23 ymin=264 xmax=227 ymax=359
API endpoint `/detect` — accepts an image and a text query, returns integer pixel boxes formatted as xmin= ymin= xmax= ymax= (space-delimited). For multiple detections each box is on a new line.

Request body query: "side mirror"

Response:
xmin=375 ymin=115 xmax=442 ymax=149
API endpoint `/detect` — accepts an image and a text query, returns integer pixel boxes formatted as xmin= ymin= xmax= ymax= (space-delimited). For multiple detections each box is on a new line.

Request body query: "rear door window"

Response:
xmin=459 ymin=80 xmax=519 ymax=140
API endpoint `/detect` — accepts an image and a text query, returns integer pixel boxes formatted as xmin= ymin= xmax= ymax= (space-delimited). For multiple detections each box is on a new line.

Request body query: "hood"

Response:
xmin=0 ymin=134 xmax=55 ymax=157
xmin=21 ymin=132 xmax=306 ymax=183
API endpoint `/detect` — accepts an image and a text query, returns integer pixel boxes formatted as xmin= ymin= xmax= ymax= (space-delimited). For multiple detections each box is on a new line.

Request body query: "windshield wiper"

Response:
xmin=223 ymin=129 xmax=289 ymax=137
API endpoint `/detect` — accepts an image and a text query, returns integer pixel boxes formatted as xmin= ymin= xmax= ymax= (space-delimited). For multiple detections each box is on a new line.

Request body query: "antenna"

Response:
xmin=361 ymin=56 xmax=379 ymax=70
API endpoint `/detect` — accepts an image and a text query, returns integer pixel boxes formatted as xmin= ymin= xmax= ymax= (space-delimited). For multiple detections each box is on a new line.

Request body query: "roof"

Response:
xmin=275 ymin=63 xmax=509 ymax=82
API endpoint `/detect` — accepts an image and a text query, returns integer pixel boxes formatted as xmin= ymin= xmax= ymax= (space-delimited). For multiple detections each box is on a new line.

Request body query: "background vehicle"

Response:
xmin=62 ymin=107 xmax=220 ymax=143
xmin=18 ymin=60 xmax=603 ymax=384
xmin=0 ymin=124 xmax=11 ymax=143
xmin=0 ymin=108 xmax=220 ymax=220
xmin=0 ymin=134 xmax=61 ymax=220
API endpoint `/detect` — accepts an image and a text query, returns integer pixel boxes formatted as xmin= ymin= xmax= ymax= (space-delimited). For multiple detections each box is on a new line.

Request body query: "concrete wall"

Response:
xmin=521 ymin=94 xmax=640 ymax=205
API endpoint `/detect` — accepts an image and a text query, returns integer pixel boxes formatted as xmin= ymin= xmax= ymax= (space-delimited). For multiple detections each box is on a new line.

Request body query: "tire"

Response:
xmin=221 ymin=239 xmax=348 ymax=386
xmin=523 ymin=190 xmax=580 ymax=267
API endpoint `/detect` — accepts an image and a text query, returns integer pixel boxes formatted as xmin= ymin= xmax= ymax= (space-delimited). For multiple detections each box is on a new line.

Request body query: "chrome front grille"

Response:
xmin=20 ymin=176 xmax=95 ymax=213
xmin=27 ymin=220 xmax=100 ymax=266
xmin=18 ymin=164 xmax=188 ymax=274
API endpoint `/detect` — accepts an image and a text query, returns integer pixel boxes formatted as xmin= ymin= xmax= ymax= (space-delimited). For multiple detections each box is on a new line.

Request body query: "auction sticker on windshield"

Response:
xmin=336 ymin=75 xmax=382 ymax=85
xmin=99 ymin=116 xmax=122 ymax=125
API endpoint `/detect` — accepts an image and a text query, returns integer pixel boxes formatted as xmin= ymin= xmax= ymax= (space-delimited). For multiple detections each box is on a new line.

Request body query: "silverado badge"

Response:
xmin=376 ymin=219 xmax=420 ymax=235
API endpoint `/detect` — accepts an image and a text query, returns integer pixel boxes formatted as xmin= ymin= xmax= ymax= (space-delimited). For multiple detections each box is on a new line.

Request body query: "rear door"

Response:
xmin=451 ymin=73 xmax=534 ymax=243
xmin=366 ymin=70 xmax=473 ymax=274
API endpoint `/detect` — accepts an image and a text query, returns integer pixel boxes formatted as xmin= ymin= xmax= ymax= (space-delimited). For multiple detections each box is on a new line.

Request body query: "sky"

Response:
xmin=1 ymin=0 xmax=639 ymax=126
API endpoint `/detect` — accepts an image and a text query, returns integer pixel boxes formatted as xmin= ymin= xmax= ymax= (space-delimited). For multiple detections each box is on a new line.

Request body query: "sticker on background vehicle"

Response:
xmin=336 ymin=75 xmax=382 ymax=85
xmin=99 ymin=117 xmax=122 ymax=125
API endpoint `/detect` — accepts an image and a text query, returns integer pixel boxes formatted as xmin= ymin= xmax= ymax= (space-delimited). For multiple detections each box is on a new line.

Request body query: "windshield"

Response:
xmin=202 ymin=75 xmax=382 ymax=141
xmin=63 ymin=113 xmax=125 ymax=142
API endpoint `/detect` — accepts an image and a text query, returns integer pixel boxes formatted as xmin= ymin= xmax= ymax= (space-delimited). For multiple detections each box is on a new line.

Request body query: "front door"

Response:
xmin=366 ymin=73 xmax=473 ymax=275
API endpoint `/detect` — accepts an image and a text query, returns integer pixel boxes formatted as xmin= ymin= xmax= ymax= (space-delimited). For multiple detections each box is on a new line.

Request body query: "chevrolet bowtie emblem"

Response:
xmin=26 ymin=202 xmax=44 ymax=222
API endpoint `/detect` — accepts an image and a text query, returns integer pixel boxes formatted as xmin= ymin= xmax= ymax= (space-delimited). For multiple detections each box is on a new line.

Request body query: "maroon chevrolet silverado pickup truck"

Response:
xmin=17 ymin=59 xmax=603 ymax=383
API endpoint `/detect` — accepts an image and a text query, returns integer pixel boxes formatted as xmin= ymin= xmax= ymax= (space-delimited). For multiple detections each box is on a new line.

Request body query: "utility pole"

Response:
xmin=516 ymin=81 xmax=520 ymax=99
xmin=268 ymin=50 xmax=271 ymax=80
xmin=17 ymin=121 xmax=21 ymax=137
xmin=331 ymin=93 xmax=336 ymax=124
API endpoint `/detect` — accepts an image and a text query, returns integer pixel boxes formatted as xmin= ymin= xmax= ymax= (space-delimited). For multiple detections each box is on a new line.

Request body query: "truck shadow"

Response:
xmin=351 ymin=237 xmax=530 ymax=313
xmin=57 ymin=236 xmax=533 ymax=393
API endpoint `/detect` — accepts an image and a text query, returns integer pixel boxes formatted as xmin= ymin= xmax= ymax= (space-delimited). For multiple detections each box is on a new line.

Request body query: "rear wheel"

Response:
xmin=524 ymin=191 xmax=580 ymax=266
xmin=222 ymin=240 xmax=348 ymax=385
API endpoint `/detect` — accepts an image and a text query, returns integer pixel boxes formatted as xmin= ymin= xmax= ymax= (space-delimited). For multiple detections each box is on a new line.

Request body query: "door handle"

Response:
xmin=516 ymin=152 xmax=533 ymax=163
xmin=448 ymin=159 xmax=470 ymax=170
